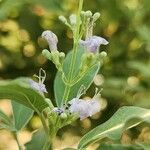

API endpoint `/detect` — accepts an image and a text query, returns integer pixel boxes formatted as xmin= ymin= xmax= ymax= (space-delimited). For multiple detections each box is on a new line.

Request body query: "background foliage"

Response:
xmin=0 ymin=0 xmax=150 ymax=149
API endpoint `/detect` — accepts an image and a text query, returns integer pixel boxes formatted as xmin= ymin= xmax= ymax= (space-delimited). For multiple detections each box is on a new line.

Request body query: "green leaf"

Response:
xmin=12 ymin=101 xmax=34 ymax=131
xmin=25 ymin=129 xmax=46 ymax=150
xmin=0 ymin=123 xmax=15 ymax=131
xmin=0 ymin=78 xmax=49 ymax=113
xmin=98 ymin=143 xmax=143 ymax=150
xmin=78 ymin=106 xmax=150 ymax=149
xmin=137 ymin=143 xmax=150 ymax=150
xmin=54 ymin=47 xmax=100 ymax=106
xmin=0 ymin=109 xmax=12 ymax=125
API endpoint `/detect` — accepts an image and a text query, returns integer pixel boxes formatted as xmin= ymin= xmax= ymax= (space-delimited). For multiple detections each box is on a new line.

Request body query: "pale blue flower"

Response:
xmin=42 ymin=30 xmax=58 ymax=51
xmin=29 ymin=69 xmax=47 ymax=94
xmin=69 ymin=97 xmax=101 ymax=120
xmin=80 ymin=36 xmax=109 ymax=53
xmin=29 ymin=79 xmax=47 ymax=94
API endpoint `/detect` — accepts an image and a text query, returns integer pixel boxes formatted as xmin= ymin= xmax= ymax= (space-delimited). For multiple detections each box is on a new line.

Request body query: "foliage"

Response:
xmin=0 ymin=0 xmax=150 ymax=150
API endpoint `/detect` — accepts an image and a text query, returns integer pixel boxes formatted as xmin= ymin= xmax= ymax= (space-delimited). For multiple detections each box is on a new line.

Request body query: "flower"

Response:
xmin=52 ymin=107 xmax=64 ymax=115
xmin=29 ymin=68 xmax=47 ymax=94
xmin=69 ymin=97 xmax=101 ymax=120
xmin=29 ymin=79 xmax=47 ymax=94
xmin=41 ymin=30 xmax=58 ymax=51
xmin=80 ymin=36 xmax=109 ymax=53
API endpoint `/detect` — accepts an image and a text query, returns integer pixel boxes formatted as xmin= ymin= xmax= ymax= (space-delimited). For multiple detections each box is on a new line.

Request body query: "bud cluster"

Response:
xmin=41 ymin=30 xmax=65 ymax=71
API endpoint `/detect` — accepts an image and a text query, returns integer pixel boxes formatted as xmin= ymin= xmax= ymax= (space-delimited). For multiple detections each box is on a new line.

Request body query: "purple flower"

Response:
xmin=69 ymin=97 xmax=101 ymax=120
xmin=80 ymin=36 xmax=108 ymax=53
xmin=29 ymin=79 xmax=47 ymax=94
xmin=41 ymin=30 xmax=58 ymax=51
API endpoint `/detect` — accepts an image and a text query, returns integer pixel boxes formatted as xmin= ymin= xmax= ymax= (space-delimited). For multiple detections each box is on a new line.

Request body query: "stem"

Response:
xmin=39 ymin=114 xmax=49 ymax=138
xmin=63 ymin=0 xmax=84 ymax=102
xmin=13 ymin=132 xmax=23 ymax=150
xmin=39 ymin=114 xmax=52 ymax=150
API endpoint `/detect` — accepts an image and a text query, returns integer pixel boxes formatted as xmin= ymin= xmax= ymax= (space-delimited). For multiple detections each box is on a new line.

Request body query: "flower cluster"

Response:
xmin=50 ymin=90 xmax=101 ymax=120
xmin=69 ymin=97 xmax=100 ymax=120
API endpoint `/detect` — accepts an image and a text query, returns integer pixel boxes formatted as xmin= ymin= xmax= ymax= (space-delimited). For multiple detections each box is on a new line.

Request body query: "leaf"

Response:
xmin=25 ymin=129 xmax=46 ymax=150
xmin=12 ymin=101 xmax=34 ymax=131
xmin=137 ymin=143 xmax=150 ymax=150
xmin=98 ymin=143 xmax=143 ymax=150
xmin=78 ymin=106 xmax=150 ymax=149
xmin=0 ymin=78 xmax=49 ymax=113
xmin=0 ymin=123 xmax=15 ymax=131
xmin=0 ymin=109 xmax=12 ymax=125
xmin=54 ymin=47 xmax=100 ymax=106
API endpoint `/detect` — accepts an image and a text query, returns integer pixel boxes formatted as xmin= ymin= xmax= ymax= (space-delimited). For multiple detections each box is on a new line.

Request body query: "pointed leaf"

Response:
xmin=78 ymin=106 xmax=150 ymax=149
xmin=0 ymin=78 xmax=49 ymax=112
xmin=12 ymin=101 xmax=34 ymax=131
xmin=54 ymin=47 xmax=100 ymax=106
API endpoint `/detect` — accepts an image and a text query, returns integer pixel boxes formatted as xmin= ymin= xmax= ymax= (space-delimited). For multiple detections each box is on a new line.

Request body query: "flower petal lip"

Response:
xmin=80 ymin=36 xmax=109 ymax=53
xmin=29 ymin=79 xmax=47 ymax=94
xmin=69 ymin=98 xmax=101 ymax=120
xmin=41 ymin=30 xmax=58 ymax=51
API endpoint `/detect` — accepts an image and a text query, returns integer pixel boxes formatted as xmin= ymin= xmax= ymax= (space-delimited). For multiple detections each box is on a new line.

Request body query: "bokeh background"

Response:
xmin=0 ymin=0 xmax=150 ymax=149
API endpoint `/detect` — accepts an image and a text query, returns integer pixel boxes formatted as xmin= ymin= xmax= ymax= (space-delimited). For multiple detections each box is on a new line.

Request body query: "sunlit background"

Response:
xmin=0 ymin=0 xmax=150 ymax=149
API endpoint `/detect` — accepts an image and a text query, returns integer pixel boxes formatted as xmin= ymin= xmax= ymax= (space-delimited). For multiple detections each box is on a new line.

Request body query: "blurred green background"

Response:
xmin=0 ymin=0 xmax=150 ymax=149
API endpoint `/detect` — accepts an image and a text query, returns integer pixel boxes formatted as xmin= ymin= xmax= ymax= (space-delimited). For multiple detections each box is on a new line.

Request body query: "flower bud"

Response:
xmin=69 ymin=14 xmax=77 ymax=26
xmin=59 ymin=15 xmax=67 ymax=24
xmin=60 ymin=113 xmax=67 ymax=119
xmin=42 ymin=49 xmax=52 ymax=60
xmin=85 ymin=10 xmax=92 ymax=18
xmin=41 ymin=30 xmax=58 ymax=51
xmin=100 ymin=51 xmax=107 ymax=58
xmin=92 ymin=12 xmax=101 ymax=22
xmin=81 ymin=11 xmax=86 ymax=17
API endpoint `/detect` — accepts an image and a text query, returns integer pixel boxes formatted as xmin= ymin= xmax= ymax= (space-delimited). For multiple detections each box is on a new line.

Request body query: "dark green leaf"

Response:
xmin=54 ymin=47 xmax=100 ymax=106
xmin=78 ymin=106 xmax=150 ymax=149
xmin=12 ymin=101 xmax=33 ymax=131
xmin=0 ymin=78 xmax=49 ymax=113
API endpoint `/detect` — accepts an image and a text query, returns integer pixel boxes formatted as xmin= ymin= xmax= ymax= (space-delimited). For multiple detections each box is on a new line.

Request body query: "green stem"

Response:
xmin=13 ymin=132 xmax=23 ymax=150
xmin=39 ymin=114 xmax=52 ymax=150
xmin=63 ymin=0 xmax=84 ymax=103
xmin=39 ymin=114 xmax=49 ymax=138
xmin=71 ymin=63 xmax=99 ymax=86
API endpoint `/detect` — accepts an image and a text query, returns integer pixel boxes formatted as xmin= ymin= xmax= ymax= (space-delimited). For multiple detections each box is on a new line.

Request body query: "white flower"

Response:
xmin=88 ymin=99 xmax=100 ymax=116
xmin=80 ymin=36 xmax=108 ymax=53
xmin=29 ymin=68 xmax=47 ymax=94
xmin=42 ymin=30 xmax=58 ymax=51
xmin=29 ymin=79 xmax=47 ymax=94
xmin=69 ymin=97 xmax=101 ymax=120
